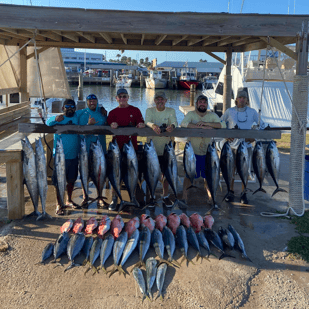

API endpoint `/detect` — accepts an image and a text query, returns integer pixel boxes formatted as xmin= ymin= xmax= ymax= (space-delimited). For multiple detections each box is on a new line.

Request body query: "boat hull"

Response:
xmin=178 ymin=80 xmax=200 ymax=90
xmin=145 ymin=78 xmax=167 ymax=89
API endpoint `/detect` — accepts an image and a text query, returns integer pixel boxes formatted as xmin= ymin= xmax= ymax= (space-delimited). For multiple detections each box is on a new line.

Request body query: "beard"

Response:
xmin=65 ymin=110 xmax=75 ymax=117
xmin=197 ymin=106 xmax=207 ymax=113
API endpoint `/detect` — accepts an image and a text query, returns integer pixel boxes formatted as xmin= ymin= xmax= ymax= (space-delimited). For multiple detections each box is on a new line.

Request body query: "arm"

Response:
xmin=135 ymin=107 xmax=145 ymax=128
xmin=107 ymin=110 xmax=118 ymax=129
xmin=46 ymin=115 xmax=63 ymax=126
xmin=166 ymin=109 xmax=178 ymax=133
xmin=145 ymin=108 xmax=160 ymax=134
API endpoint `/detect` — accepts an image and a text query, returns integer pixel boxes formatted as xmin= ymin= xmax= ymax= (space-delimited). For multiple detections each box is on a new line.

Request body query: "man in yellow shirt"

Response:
xmin=145 ymin=91 xmax=178 ymax=207
xmin=180 ymin=94 xmax=226 ymax=204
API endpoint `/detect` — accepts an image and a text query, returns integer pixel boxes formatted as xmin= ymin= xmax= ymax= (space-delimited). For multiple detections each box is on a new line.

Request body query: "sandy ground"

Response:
xmin=0 ymin=151 xmax=309 ymax=309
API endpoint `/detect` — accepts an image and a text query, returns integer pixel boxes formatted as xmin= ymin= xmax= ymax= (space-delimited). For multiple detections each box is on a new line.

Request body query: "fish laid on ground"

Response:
xmin=53 ymin=139 xmax=67 ymax=209
xmin=220 ymin=141 xmax=235 ymax=201
xmin=82 ymin=236 xmax=94 ymax=265
xmin=156 ymin=263 xmax=167 ymax=300
xmin=53 ymin=232 xmax=70 ymax=262
xmin=175 ymin=225 xmax=195 ymax=266
xmin=152 ymin=228 xmax=173 ymax=266
xmin=155 ymin=214 xmax=167 ymax=232
xmin=266 ymin=141 xmax=287 ymax=197
xmin=98 ymin=234 xmax=114 ymax=273
xmin=186 ymin=226 xmax=207 ymax=262
xmin=196 ymin=230 xmax=215 ymax=258
xmin=65 ymin=232 xmax=86 ymax=272
xmin=140 ymin=214 xmax=155 ymax=232
xmin=72 ymin=217 xmax=84 ymax=234
xmin=179 ymin=213 xmax=191 ymax=228
xmin=205 ymin=141 xmax=221 ymax=208
xmin=143 ymin=140 xmax=161 ymax=207
xmin=111 ymin=215 xmax=124 ymax=238
xmin=167 ymin=212 xmax=180 ymax=235
xmin=84 ymin=217 xmax=98 ymax=235
xmin=121 ymin=140 xmax=140 ymax=211
xmin=89 ymin=140 xmax=107 ymax=206
xmin=79 ymin=138 xmax=89 ymax=203
xmin=252 ymin=141 xmax=267 ymax=195
xmin=132 ymin=226 xmax=151 ymax=270
xmin=60 ymin=219 xmax=73 ymax=234
xmin=203 ymin=215 xmax=214 ymax=229
xmin=162 ymin=141 xmax=180 ymax=208
xmin=228 ymin=224 xmax=252 ymax=262
xmin=35 ymin=138 xmax=52 ymax=220
xmin=146 ymin=257 xmax=157 ymax=300
xmin=132 ymin=267 xmax=149 ymax=302
xmin=236 ymin=141 xmax=250 ymax=196
xmin=109 ymin=231 xmax=128 ymax=277
xmin=204 ymin=228 xmax=235 ymax=260
xmin=97 ymin=215 xmax=111 ymax=238
xmin=162 ymin=226 xmax=180 ymax=267
xmin=21 ymin=136 xmax=40 ymax=217
xmin=125 ymin=216 xmax=140 ymax=238
xmin=183 ymin=141 xmax=197 ymax=189
xmin=218 ymin=226 xmax=235 ymax=250
xmin=84 ymin=237 xmax=103 ymax=275
xmin=37 ymin=243 xmax=54 ymax=264
xmin=190 ymin=213 xmax=204 ymax=233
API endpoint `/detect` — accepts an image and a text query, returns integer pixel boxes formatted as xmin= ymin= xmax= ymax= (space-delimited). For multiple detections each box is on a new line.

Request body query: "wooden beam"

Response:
xmin=172 ymin=35 xmax=188 ymax=46
xmin=217 ymin=36 xmax=246 ymax=46
xmin=26 ymin=46 xmax=50 ymax=60
xmin=0 ymin=101 xmax=30 ymax=114
xmin=0 ymin=38 xmax=7 ymax=45
xmin=77 ymin=31 xmax=96 ymax=43
xmin=188 ymin=36 xmax=210 ymax=46
xmin=99 ymin=32 xmax=112 ymax=44
xmin=204 ymin=52 xmax=226 ymax=65
xmin=120 ymin=33 xmax=127 ymax=45
xmin=259 ymin=36 xmax=298 ymax=60
xmin=38 ymin=30 xmax=62 ymax=41
xmin=141 ymin=34 xmax=145 ymax=45
xmin=155 ymin=35 xmax=167 ymax=45
xmin=0 ymin=87 xmax=20 ymax=95
xmin=0 ymin=150 xmax=22 ymax=163
xmin=232 ymin=38 xmax=258 ymax=47
xmin=53 ymin=31 xmax=79 ymax=43
xmin=203 ymin=37 xmax=223 ymax=46
xmin=0 ymin=106 xmax=30 ymax=124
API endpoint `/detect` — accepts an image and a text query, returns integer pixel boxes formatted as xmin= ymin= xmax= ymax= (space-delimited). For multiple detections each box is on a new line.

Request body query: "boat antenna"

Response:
xmin=240 ymin=0 xmax=246 ymax=13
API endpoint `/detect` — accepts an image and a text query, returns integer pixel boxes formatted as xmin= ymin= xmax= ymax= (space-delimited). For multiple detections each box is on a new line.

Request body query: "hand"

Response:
xmin=55 ymin=115 xmax=64 ymax=122
xmin=152 ymin=124 xmax=161 ymax=135
xmin=111 ymin=122 xmax=118 ymax=129
xmin=136 ymin=122 xmax=145 ymax=129
xmin=88 ymin=115 xmax=98 ymax=125
xmin=202 ymin=125 xmax=213 ymax=130
xmin=245 ymin=138 xmax=255 ymax=143
xmin=100 ymin=106 xmax=107 ymax=116
xmin=166 ymin=125 xmax=174 ymax=133
xmin=196 ymin=121 xmax=205 ymax=127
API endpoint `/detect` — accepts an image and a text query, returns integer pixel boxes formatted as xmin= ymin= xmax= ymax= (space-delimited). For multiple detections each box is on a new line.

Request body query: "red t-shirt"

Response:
xmin=107 ymin=105 xmax=144 ymax=150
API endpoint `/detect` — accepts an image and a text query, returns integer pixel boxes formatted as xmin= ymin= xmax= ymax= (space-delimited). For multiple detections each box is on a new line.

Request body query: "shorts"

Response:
xmin=195 ymin=154 xmax=206 ymax=179
xmin=158 ymin=155 xmax=165 ymax=174
xmin=65 ymin=158 xmax=79 ymax=184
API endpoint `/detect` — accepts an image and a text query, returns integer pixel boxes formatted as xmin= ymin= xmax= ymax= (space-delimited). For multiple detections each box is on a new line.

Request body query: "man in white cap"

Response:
xmin=145 ymin=91 xmax=177 ymax=207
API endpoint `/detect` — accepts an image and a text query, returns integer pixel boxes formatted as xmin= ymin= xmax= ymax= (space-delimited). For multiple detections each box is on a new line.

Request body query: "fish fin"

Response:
xmin=171 ymin=259 xmax=181 ymax=267
xmin=92 ymin=266 xmax=99 ymax=276
xmin=253 ymin=188 xmax=266 ymax=195
xmin=26 ymin=210 xmax=41 ymax=218
xmin=196 ymin=253 xmax=200 ymax=262
xmin=187 ymin=257 xmax=195 ymax=266
xmin=108 ymin=266 xmax=118 ymax=278
xmin=118 ymin=265 xmax=127 ymax=277
xmin=243 ymin=254 xmax=253 ymax=263
xmin=159 ymin=259 xmax=174 ymax=267
xmin=272 ymin=187 xmax=287 ymax=197
xmin=84 ymin=267 xmax=91 ymax=276
xmin=64 ymin=262 xmax=75 ymax=272
xmin=82 ymin=259 xmax=89 ymax=266
xmin=131 ymin=261 xmax=142 ymax=271
xmin=219 ymin=253 xmax=235 ymax=260
xmin=36 ymin=212 xmax=53 ymax=221
xmin=148 ymin=290 xmax=152 ymax=300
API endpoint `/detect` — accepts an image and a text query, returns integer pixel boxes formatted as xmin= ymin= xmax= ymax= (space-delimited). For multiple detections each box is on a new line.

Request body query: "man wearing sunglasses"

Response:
xmin=46 ymin=99 xmax=80 ymax=215
xmin=220 ymin=88 xmax=266 ymax=204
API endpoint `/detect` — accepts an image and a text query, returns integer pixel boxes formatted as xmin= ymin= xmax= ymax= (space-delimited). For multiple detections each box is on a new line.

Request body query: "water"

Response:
xmin=70 ymin=85 xmax=203 ymax=125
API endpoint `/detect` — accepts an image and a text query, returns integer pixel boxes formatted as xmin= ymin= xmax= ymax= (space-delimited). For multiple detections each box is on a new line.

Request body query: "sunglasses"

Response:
xmin=87 ymin=95 xmax=97 ymax=100
xmin=64 ymin=105 xmax=76 ymax=109
xmin=118 ymin=95 xmax=128 ymax=99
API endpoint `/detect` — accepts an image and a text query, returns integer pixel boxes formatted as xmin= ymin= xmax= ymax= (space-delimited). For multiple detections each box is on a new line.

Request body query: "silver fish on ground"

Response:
xmin=109 ymin=231 xmax=128 ymax=277
xmin=132 ymin=226 xmax=151 ymax=270
xmin=228 ymin=224 xmax=252 ymax=263
xmin=205 ymin=141 xmax=221 ymax=210
xmin=65 ymin=232 xmax=86 ymax=272
xmin=79 ymin=138 xmax=89 ymax=206
xmin=218 ymin=226 xmax=235 ymax=250
xmin=183 ymin=141 xmax=197 ymax=189
xmin=35 ymin=138 xmax=52 ymax=220
xmin=53 ymin=232 xmax=70 ymax=263
xmin=146 ymin=257 xmax=157 ymax=300
xmin=36 ymin=242 xmax=54 ymax=264
xmin=252 ymin=141 xmax=267 ymax=195
xmin=84 ymin=237 xmax=103 ymax=275
xmin=162 ymin=226 xmax=180 ymax=267
xmin=266 ymin=141 xmax=287 ymax=197
xmin=152 ymin=228 xmax=174 ymax=267
xmin=132 ymin=267 xmax=150 ymax=302
xmin=21 ymin=136 xmax=40 ymax=217
xmin=196 ymin=229 xmax=216 ymax=258
xmin=236 ymin=141 xmax=251 ymax=197
xmin=89 ymin=140 xmax=107 ymax=207
xmin=143 ymin=140 xmax=161 ymax=208
xmin=175 ymin=225 xmax=195 ymax=266
xmin=156 ymin=263 xmax=167 ymax=300
xmin=53 ymin=139 xmax=66 ymax=209
xmin=220 ymin=141 xmax=235 ymax=202
xmin=82 ymin=236 xmax=94 ymax=266
xmin=98 ymin=234 xmax=114 ymax=274
xmin=121 ymin=140 xmax=140 ymax=211
xmin=186 ymin=226 xmax=208 ymax=262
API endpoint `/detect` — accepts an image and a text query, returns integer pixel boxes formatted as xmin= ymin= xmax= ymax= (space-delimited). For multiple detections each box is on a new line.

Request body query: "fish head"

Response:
xmin=203 ymin=215 xmax=214 ymax=229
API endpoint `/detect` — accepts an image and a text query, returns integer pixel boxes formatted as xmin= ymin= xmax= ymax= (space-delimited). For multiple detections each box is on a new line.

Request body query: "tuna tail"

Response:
xmin=253 ymin=187 xmax=266 ymax=195
xmin=159 ymin=258 xmax=174 ymax=267
xmin=242 ymin=254 xmax=253 ymax=263
xmin=209 ymin=251 xmax=218 ymax=259
xmin=132 ymin=197 xmax=140 ymax=209
xmin=97 ymin=265 xmax=107 ymax=274
xmin=197 ymin=252 xmax=210 ymax=263
xmin=84 ymin=266 xmax=92 ymax=276
xmin=156 ymin=292 xmax=163 ymax=300
xmin=82 ymin=259 xmax=89 ymax=266
xmin=180 ymin=255 xmax=195 ymax=266
xmin=272 ymin=187 xmax=287 ymax=197
xmin=64 ymin=262 xmax=76 ymax=272
xmin=186 ymin=185 xmax=198 ymax=190
xmin=26 ymin=210 xmax=42 ymax=218
xmin=168 ymin=257 xmax=181 ymax=268
xmin=178 ymin=199 xmax=188 ymax=209
xmin=219 ymin=253 xmax=236 ymax=260
xmin=147 ymin=289 xmax=153 ymax=301
xmin=117 ymin=265 xmax=127 ymax=277
xmin=36 ymin=212 xmax=53 ymax=221
xmin=92 ymin=266 xmax=99 ymax=276
xmin=131 ymin=260 xmax=146 ymax=271
xmin=108 ymin=265 xmax=118 ymax=277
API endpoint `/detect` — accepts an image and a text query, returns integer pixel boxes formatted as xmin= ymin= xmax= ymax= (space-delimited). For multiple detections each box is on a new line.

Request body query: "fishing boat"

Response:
xmin=145 ymin=70 xmax=168 ymax=89
xmin=178 ymin=68 xmax=199 ymax=90
xmin=115 ymin=74 xmax=133 ymax=88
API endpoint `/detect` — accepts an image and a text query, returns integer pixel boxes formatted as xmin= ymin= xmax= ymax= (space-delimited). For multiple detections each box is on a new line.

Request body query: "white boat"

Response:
xmin=115 ymin=74 xmax=133 ymax=88
xmin=145 ymin=70 xmax=168 ymax=89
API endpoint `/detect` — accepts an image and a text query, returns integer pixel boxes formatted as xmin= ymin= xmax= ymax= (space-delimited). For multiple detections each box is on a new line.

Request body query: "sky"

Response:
xmin=1 ymin=0 xmax=308 ymax=64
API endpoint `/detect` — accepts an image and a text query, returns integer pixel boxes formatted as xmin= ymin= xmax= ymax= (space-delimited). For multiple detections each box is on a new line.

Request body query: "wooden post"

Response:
xmin=19 ymin=44 xmax=28 ymax=103
xmin=190 ymin=84 xmax=196 ymax=106
xmin=6 ymin=161 xmax=24 ymax=219
xmin=140 ymin=73 xmax=144 ymax=88
xmin=78 ymin=72 xmax=83 ymax=100
xmin=110 ymin=69 xmax=114 ymax=87
xmin=223 ymin=47 xmax=232 ymax=113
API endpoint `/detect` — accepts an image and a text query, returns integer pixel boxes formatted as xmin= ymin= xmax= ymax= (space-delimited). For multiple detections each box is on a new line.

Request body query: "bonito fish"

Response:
xmin=146 ymin=257 xmax=157 ymax=300
xmin=156 ymin=263 xmax=167 ymax=300
xmin=132 ymin=267 xmax=149 ymax=302
xmin=65 ymin=232 xmax=85 ymax=272
xmin=98 ymin=234 xmax=114 ymax=274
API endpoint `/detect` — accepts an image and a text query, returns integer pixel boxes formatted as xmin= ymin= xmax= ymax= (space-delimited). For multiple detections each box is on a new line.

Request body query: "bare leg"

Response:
xmin=182 ymin=177 xmax=191 ymax=203
xmin=162 ymin=178 xmax=169 ymax=197
xmin=203 ymin=179 xmax=212 ymax=203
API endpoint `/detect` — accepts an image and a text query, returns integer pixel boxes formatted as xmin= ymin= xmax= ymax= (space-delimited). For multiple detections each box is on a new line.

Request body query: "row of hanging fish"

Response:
xmin=21 ymin=136 xmax=52 ymax=220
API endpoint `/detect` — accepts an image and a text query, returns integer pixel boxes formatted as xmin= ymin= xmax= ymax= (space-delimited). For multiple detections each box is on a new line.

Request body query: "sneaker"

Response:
xmin=163 ymin=196 xmax=173 ymax=208
xmin=240 ymin=193 xmax=249 ymax=204
xmin=108 ymin=197 xmax=118 ymax=211
xmin=225 ymin=191 xmax=235 ymax=202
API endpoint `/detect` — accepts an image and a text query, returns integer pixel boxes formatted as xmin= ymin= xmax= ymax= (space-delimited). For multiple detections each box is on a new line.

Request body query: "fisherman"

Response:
xmin=107 ymin=88 xmax=145 ymax=210
xmin=220 ymin=87 xmax=266 ymax=204
xmin=46 ymin=99 xmax=80 ymax=215
xmin=180 ymin=94 xmax=226 ymax=205
xmin=145 ymin=91 xmax=177 ymax=208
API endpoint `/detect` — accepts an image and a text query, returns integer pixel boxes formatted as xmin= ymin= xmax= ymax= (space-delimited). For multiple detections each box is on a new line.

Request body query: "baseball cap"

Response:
xmin=116 ymin=88 xmax=128 ymax=96
xmin=154 ymin=91 xmax=167 ymax=100
xmin=63 ymin=99 xmax=76 ymax=107
xmin=86 ymin=94 xmax=98 ymax=100
xmin=236 ymin=88 xmax=248 ymax=99
xmin=196 ymin=94 xmax=208 ymax=103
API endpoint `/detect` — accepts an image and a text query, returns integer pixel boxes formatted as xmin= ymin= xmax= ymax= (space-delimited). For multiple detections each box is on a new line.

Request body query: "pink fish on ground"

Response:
xmin=60 ymin=219 xmax=73 ymax=234
xmin=111 ymin=215 xmax=124 ymax=238
xmin=179 ymin=213 xmax=191 ymax=228
xmin=204 ymin=215 xmax=215 ymax=229
xmin=97 ymin=215 xmax=111 ymax=238
xmin=72 ymin=217 xmax=84 ymax=234
xmin=125 ymin=217 xmax=140 ymax=238
xmin=155 ymin=214 xmax=167 ymax=232
xmin=167 ymin=213 xmax=180 ymax=235
xmin=190 ymin=213 xmax=204 ymax=233
xmin=140 ymin=214 xmax=155 ymax=232
xmin=84 ymin=217 xmax=98 ymax=235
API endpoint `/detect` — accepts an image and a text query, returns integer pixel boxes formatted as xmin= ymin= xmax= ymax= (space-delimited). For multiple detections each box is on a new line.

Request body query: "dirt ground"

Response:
xmin=0 ymin=151 xmax=309 ymax=309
